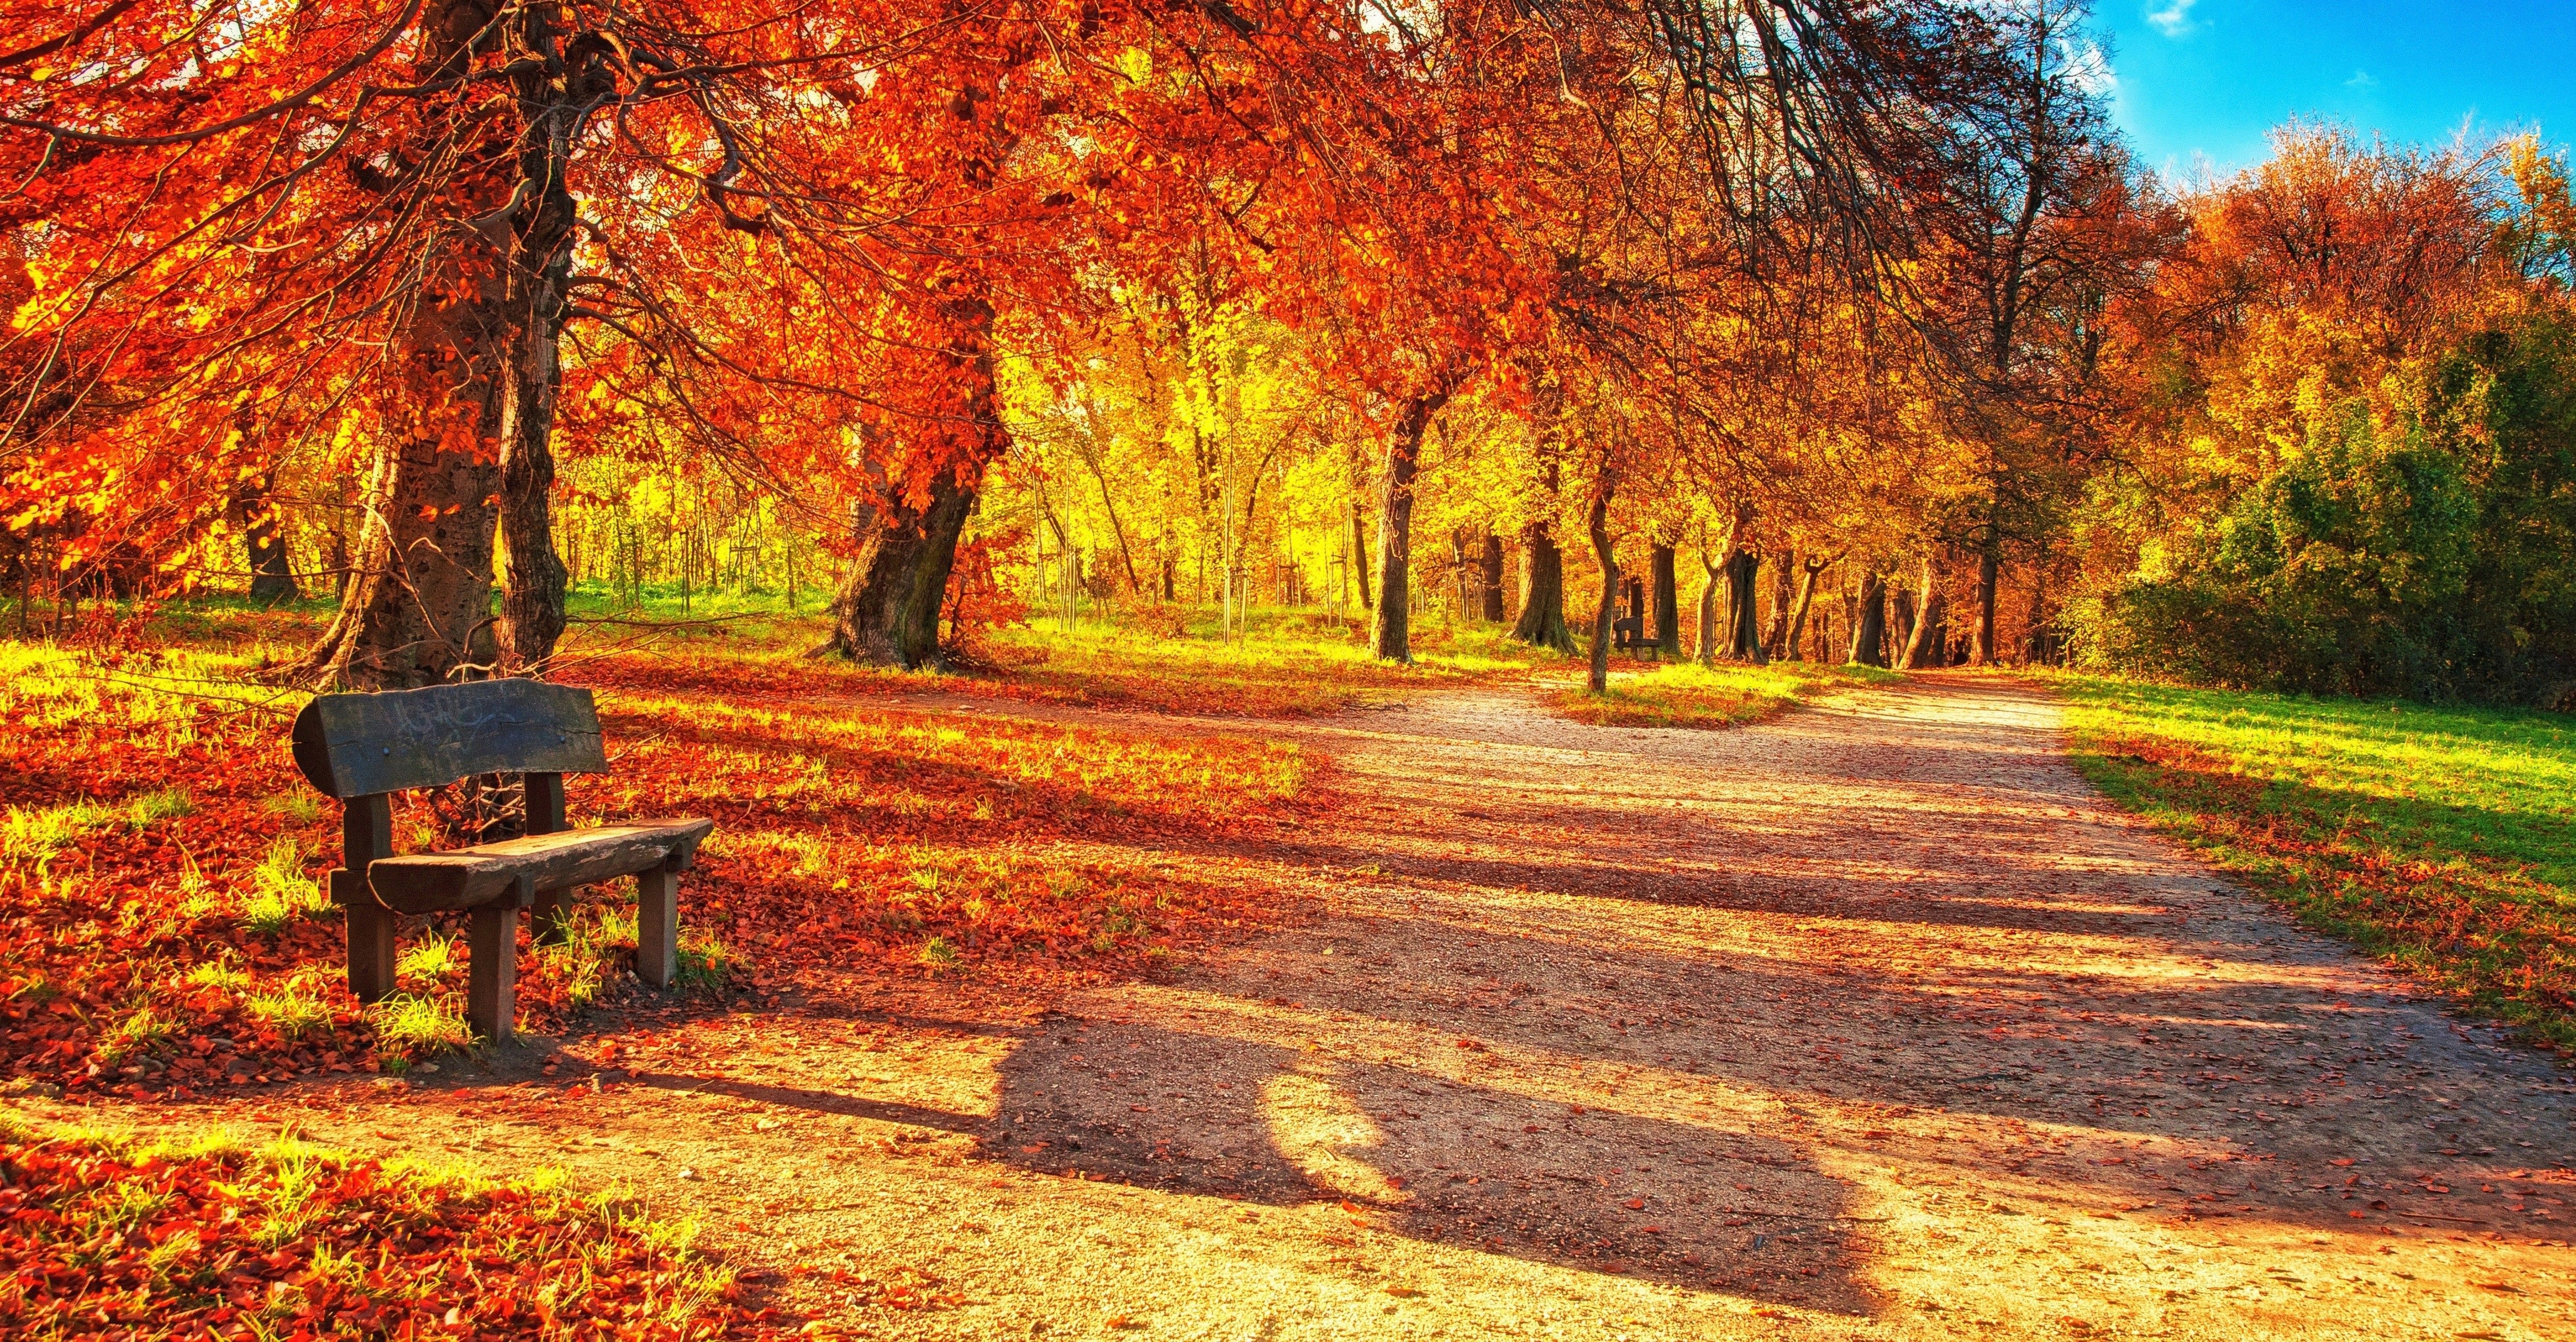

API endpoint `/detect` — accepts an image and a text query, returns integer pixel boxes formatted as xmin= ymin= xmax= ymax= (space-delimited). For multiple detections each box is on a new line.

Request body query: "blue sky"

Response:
xmin=2094 ymin=1 xmax=2576 ymax=180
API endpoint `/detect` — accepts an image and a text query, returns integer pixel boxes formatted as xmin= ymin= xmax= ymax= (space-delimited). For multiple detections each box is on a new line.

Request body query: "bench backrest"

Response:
xmin=290 ymin=680 xmax=608 ymax=799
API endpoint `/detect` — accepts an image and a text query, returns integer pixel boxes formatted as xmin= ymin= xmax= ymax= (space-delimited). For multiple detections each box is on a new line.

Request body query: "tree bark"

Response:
xmin=1849 ymin=567 xmax=1888 ymax=667
xmin=1510 ymin=520 xmax=1573 ymax=652
xmin=1762 ymin=549 xmax=1796 ymax=658
xmin=1723 ymin=548 xmax=1765 ymax=662
xmin=1650 ymin=542 xmax=1681 ymax=657
xmin=231 ymin=473 xmax=298 ymax=605
xmin=1448 ymin=526 xmax=1473 ymax=620
xmin=1479 ymin=530 xmax=1506 ymax=622
xmin=1973 ymin=529 xmax=2001 ymax=666
xmin=296 ymin=1 xmax=594 ymax=686
xmin=1349 ymin=496 xmax=1372 ymax=613
xmin=828 ymin=288 xmax=1005 ymax=669
xmin=1693 ymin=547 xmax=1722 ymax=664
xmin=1783 ymin=556 xmax=1827 ymax=661
xmin=1585 ymin=474 xmax=1616 ymax=694
xmin=1901 ymin=551 xmax=1949 ymax=670
xmin=1370 ymin=386 xmax=1454 ymax=663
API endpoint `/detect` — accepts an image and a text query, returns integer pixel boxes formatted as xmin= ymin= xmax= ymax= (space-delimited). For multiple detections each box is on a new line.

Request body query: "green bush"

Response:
xmin=2075 ymin=313 xmax=2576 ymax=702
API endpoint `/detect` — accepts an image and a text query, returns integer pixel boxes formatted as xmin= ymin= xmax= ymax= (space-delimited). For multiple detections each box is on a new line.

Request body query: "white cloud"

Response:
xmin=2061 ymin=38 xmax=2118 ymax=98
xmin=2146 ymin=0 xmax=2197 ymax=38
xmin=2345 ymin=69 xmax=2377 ymax=89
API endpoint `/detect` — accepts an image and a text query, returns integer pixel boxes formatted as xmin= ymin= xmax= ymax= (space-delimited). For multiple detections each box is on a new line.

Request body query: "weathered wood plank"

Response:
xmin=366 ymin=818 xmax=711 ymax=913
xmin=637 ymin=867 xmax=679 ymax=989
xmin=337 ymin=794 xmax=396 ymax=1003
xmin=466 ymin=883 xmax=528 ymax=1042
xmin=290 ymin=680 xmax=606 ymax=799
xmin=525 ymin=773 xmax=572 ymax=945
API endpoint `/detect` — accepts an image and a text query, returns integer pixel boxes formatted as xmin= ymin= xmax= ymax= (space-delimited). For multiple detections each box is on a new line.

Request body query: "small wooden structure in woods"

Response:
xmin=291 ymin=681 xmax=713 ymax=1041
xmin=1613 ymin=576 xmax=1655 ymax=654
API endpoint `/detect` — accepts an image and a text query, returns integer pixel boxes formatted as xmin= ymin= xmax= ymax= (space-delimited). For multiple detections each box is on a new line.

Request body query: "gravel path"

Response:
xmin=80 ymin=673 xmax=2576 ymax=1338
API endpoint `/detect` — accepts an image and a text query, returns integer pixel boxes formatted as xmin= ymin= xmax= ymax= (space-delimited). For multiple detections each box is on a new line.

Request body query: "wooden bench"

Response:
xmin=1612 ymin=575 xmax=1656 ymax=654
xmin=290 ymin=679 xmax=713 ymax=1042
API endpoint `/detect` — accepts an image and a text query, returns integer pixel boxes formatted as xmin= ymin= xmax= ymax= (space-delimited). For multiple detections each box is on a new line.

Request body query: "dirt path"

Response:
xmin=67 ymin=675 xmax=2576 ymax=1337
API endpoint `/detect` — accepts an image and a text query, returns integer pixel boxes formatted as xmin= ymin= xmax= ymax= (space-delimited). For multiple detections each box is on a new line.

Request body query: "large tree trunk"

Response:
xmin=1650 ymin=542 xmax=1681 ymax=657
xmin=829 ymin=290 xmax=1005 ymax=669
xmin=1722 ymin=548 xmax=1765 ymax=662
xmin=231 ymin=473 xmax=298 ymax=605
xmin=1783 ymin=556 xmax=1826 ymax=661
xmin=1479 ymin=530 xmax=1506 ymax=622
xmin=1973 ymin=530 xmax=2001 ymax=666
xmin=296 ymin=195 xmax=509 ymax=687
xmin=1762 ymin=550 xmax=1796 ymax=658
xmin=829 ymin=469 xmax=978 ymax=667
xmin=1849 ymin=567 xmax=1888 ymax=667
xmin=1370 ymin=387 xmax=1453 ymax=663
xmin=1510 ymin=520 xmax=1573 ymax=652
xmin=494 ymin=305 xmax=569 ymax=673
xmin=1901 ymin=552 xmax=1948 ymax=669
xmin=297 ymin=2 xmax=592 ymax=687
xmin=1585 ymin=475 xmax=1616 ymax=694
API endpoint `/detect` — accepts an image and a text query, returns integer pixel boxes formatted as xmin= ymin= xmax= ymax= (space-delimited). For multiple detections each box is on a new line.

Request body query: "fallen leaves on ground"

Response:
xmin=0 ymin=1117 xmax=756 ymax=1337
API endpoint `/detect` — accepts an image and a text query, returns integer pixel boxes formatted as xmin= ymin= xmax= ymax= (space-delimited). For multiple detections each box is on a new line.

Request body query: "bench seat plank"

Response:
xmin=367 ymin=818 xmax=713 ymax=914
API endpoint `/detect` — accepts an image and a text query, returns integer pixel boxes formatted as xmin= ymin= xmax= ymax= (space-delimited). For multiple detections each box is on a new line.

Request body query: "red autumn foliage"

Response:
xmin=0 ymin=1126 xmax=759 ymax=1336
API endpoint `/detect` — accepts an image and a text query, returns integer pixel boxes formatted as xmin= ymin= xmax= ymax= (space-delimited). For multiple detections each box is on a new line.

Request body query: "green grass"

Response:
xmin=236 ymin=837 xmax=328 ymax=933
xmin=3 ymin=798 xmax=118 ymax=866
xmin=2050 ymin=673 xmax=2576 ymax=1050
xmin=1552 ymin=658 xmax=1907 ymax=730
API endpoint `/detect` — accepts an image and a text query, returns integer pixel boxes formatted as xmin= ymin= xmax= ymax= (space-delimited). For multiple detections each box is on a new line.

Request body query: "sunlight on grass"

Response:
xmin=243 ymin=974 xmax=333 ymax=1038
xmin=236 ymin=837 xmax=329 ymax=933
xmin=369 ymin=993 xmax=470 ymax=1059
xmin=3 ymin=798 xmax=117 ymax=866
xmin=1550 ymin=659 xmax=1905 ymax=729
xmin=2050 ymin=673 xmax=2576 ymax=1049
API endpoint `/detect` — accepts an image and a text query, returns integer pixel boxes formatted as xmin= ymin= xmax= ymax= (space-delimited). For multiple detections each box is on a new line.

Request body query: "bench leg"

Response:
xmin=531 ymin=888 xmax=571 ymax=947
xmin=338 ymin=873 xmax=398 ymax=1004
xmin=467 ymin=903 xmax=519 ymax=1043
xmin=636 ymin=867 xmax=678 ymax=989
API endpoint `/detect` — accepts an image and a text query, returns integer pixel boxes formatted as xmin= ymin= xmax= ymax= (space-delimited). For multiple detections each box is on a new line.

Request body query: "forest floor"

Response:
xmin=13 ymin=669 xmax=2576 ymax=1338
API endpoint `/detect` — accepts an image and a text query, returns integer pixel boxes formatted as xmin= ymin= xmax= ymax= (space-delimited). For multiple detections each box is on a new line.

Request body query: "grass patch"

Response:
xmin=1550 ymin=659 xmax=1905 ymax=730
xmin=369 ymin=993 xmax=470 ymax=1060
xmin=2050 ymin=673 xmax=2576 ymax=1051
xmin=242 ymin=975 xmax=333 ymax=1038
xmin=126 ymin=787 xmax=195 ymax=826
xmin=236 ymin=837 xmax=328 ymax=933
xmin=3 ymin=799 xmax=117 ymax=867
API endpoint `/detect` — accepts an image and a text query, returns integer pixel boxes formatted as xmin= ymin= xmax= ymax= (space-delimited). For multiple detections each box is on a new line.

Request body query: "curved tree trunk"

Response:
xmin=1370 ymin=386 xmax=1455 ymax=663
xmin=829 ymin=289 xmax=1005 ymax=670
xmin=829 ymin=468 xmax=979 ymax=668
xmin=1585 ymin=475 xmax=1616 ymax=694
xmin=1650 ymin=542 xmax=1681 ymax=657
xmin=1783 ymin=556 xmax=1827 ymax=661
xmin=1510 ymin=520 xmax=1573 ymax=652
xmin=1849 ymin=567 xmax=1888 ymax=667
xmin=1902 ymin=551 xmax=1949 ymax=669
